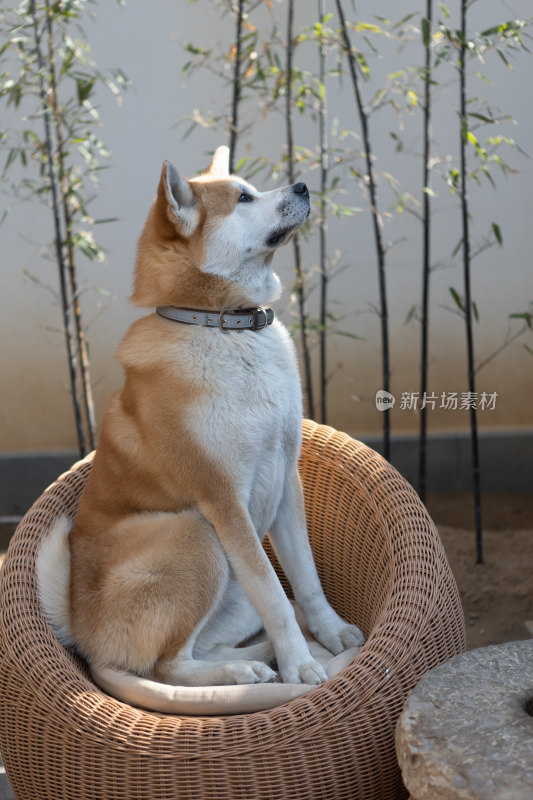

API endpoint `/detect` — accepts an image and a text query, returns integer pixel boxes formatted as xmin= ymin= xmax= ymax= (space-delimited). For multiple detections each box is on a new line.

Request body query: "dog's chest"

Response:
xmin=179 ymin=322 xmax=301 ymax=532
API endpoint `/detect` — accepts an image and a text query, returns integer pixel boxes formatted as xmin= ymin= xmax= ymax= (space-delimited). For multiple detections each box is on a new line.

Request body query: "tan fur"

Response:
xmin=70 ymin=154 xmax=281 ymax=678
xmin=131 ymin=167 xmax=251 ymax=310
xmin=63 ymin=148 xmax=365 ymax=689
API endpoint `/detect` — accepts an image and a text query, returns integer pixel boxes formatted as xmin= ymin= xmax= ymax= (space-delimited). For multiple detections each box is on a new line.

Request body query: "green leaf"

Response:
xmin=510 ymin=312 xmax=533 ymax=329
xmin=422 ymin=17 xmax=430 ymax=49
xmin=71 ymin=230 xmax=105 ymax=262
xmin=4 ymin=147 xmax=19 ymax=171
xmin=357 ymin=52 xmax=370 ymax=80
xmin=234 ymin=157 xmax=248 ymax=173
xmin=468 ymin=112 xmax=494 ymax=124
xmin=492 ymin=222 xmax=503 ymax=245
xmin=480 ymin=167 xmax=496 ymax=189
xmin=449 ymin=286 xmax=465 ymax=313
xmin=76 ymin=78 xmax=95 ymax=105
xmin=394 ymin=12 xmax=417 ymax=30
xmin=451 ymin=237 xmax=463 ymax=258
xmin=496 ymin=48 xmax=513 ymax=69
xmin=472 ymin=301 xmax=479 ymax=322
xmin=332 ymin=330 xmax=364 ymax=341
xmin=404 ymin=304 xmax=419 ymax=324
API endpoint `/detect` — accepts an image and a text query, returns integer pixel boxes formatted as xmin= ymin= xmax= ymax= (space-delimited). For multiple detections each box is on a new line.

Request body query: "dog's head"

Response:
xmin=132 ymin=146 xmax=310 ymax=309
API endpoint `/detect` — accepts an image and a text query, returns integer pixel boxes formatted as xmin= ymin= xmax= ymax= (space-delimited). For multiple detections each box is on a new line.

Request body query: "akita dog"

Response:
xmin=37 ymin=146 xmax=365 ymax=699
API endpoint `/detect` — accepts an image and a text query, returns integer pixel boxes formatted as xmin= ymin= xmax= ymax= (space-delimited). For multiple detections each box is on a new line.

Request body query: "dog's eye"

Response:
xmin=238 ymin=192 xmax=253 ymax=203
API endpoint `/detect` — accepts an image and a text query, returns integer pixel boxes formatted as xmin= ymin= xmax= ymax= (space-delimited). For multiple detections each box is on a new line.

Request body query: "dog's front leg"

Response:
xmin=199 ymin=498 xmax=328 ymax=685
xmin=269 ymin=471 xmax=366 ymax=656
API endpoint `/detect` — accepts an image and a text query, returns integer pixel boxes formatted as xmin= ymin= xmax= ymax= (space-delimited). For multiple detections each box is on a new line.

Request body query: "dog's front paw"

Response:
xmin=313 ymin=622 xmax=366 ymax=656
xmin=278 ymin=657 xmax=328 ymax=685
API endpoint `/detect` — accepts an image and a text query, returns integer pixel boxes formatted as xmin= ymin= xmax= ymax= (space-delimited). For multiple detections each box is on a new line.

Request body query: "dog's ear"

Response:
xmin=204 ymin=145 xmax=230 ymax=177
xmin=161 ymin=160 xmax=200 ymax=236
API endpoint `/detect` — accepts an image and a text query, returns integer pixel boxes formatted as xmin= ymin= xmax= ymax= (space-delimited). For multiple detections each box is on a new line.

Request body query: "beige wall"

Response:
xmin=1 ymin=0 xmax=532 ymax=453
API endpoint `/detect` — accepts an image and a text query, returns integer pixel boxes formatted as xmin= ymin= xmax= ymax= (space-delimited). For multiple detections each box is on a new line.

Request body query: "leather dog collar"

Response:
xmin=156 ymin=305 xmax=274 ymax=332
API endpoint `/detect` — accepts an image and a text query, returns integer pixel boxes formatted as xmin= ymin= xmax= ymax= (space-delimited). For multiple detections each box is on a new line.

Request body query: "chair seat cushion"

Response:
xmin=91 ymin=604 xmax=361 ymax=715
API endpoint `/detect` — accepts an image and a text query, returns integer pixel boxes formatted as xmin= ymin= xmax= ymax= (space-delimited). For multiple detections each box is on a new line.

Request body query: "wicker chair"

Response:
xmin=0 ymin=420 xmax=465 ymax=800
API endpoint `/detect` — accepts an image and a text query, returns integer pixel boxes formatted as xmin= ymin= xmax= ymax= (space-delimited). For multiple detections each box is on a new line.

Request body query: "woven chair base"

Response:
xmin=0 ymin=420 xmax=465 ymax=800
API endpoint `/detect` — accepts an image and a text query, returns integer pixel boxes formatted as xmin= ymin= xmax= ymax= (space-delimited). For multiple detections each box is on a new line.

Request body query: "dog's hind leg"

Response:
xmin=71 ymin=509 xmax=231 ymax=678
xmin=202 ymin=641 xmax=275 ymax=665
xmin=154 ymin=574 xmax=277 ymax=686
xmin=155 ymin=647 xmax=276 ymax=686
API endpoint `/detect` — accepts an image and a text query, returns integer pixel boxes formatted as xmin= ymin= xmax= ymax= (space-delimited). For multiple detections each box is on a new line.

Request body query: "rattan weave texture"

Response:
xmin=0 ymin=420 xmax=465 ymax=800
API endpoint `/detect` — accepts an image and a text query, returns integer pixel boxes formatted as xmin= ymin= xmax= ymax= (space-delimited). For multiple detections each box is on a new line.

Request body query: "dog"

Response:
xmin=37 ymin=146 xmax=365 ymax=698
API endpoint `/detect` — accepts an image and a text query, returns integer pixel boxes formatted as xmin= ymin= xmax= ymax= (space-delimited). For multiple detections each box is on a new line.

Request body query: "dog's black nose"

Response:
xmin=292 ymin=182 xmax=309 ymax=198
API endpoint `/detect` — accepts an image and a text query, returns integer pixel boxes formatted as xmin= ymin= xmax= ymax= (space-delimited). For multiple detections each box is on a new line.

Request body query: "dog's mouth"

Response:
xmin=265 ymin=192 xmax=310 ymax=250
xmin=265 ymin=210 xmax=309 ymax=249
xmin=265 ymin=225 xmax=299 ymax=249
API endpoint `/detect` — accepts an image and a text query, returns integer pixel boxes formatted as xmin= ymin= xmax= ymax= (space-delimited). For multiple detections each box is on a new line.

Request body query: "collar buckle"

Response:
xmin=251 ymin=307 xmax=269 ymax=331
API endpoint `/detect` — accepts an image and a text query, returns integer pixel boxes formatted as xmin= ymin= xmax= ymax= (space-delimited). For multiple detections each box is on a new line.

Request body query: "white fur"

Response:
xmin=35 ymin=152 xmax=365 ymax=696
xmin=36 ymin=516 xmax=74 ymax=647
xmin=197 ymin=178 xmax=308 ymax=305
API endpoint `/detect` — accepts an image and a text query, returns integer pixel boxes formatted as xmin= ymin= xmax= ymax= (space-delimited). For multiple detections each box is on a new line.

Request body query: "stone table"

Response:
xmin=396 ymin=640 xmax=533 ymax=800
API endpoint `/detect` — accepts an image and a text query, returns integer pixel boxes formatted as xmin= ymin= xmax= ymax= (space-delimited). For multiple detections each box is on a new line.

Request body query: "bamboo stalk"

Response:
xmin=419 ymin=0 xmax=433 ymax=504
xmin=286 ymin=0 xmax=315 ymax=420
xmin=229 ymin=0 xmax=245 ymax=173
xmin=45 ymin=1 xmax=96 ymax=451
xmin=30 ymin=0 xmax=87 ymax=457
xmin=318 ymin=0 xmax=328 ymax=424
xmin=459 ymin=0 xmax=483 ymax=564
xmin=335 ymin=0 xmax=390 ymax=459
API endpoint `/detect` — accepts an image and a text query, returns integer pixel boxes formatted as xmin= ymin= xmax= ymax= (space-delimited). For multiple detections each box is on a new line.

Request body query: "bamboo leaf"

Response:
xmin=496 ymin=48 xmax=513 ymax=69
xmin=472 ymin=301 xmax=479 ymax=322
xmin=4 ymin=147 xmax=19 ymax=171
xmin=449 ymin=286 xmax=465 ymax=312
xmin=468 ymin=112 xmax=494 ymax=124
xmin=492 ymin=222 xmax=503 ymax=245
xmin=480 ymin=167 xmax=496 ymax=188
xmin=332 ymin=330 xmax=364 ymax=340
xmin=234 ymin=156 xmax=248 ymax=173
xmin=451 ymin=237 xmax=463 ymax=258
xmin=76 ymin=77 xmax=95 ymax=104
xmin=510 ymin=312 xmax=532 ymax=329
xmin=404 ymin=304 xmax=419 ymax=324
xmin=422 ymin=17 xmax=430 ymax=49
xmin=394 ymin=12 xmax=417 ymax=30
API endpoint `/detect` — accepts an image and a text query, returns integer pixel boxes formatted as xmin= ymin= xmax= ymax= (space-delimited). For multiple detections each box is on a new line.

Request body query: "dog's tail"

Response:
xmin=36 ymin=516 xmax=74 ymax=648
xmin=88 ymin=662 xmax=314 ymax=715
